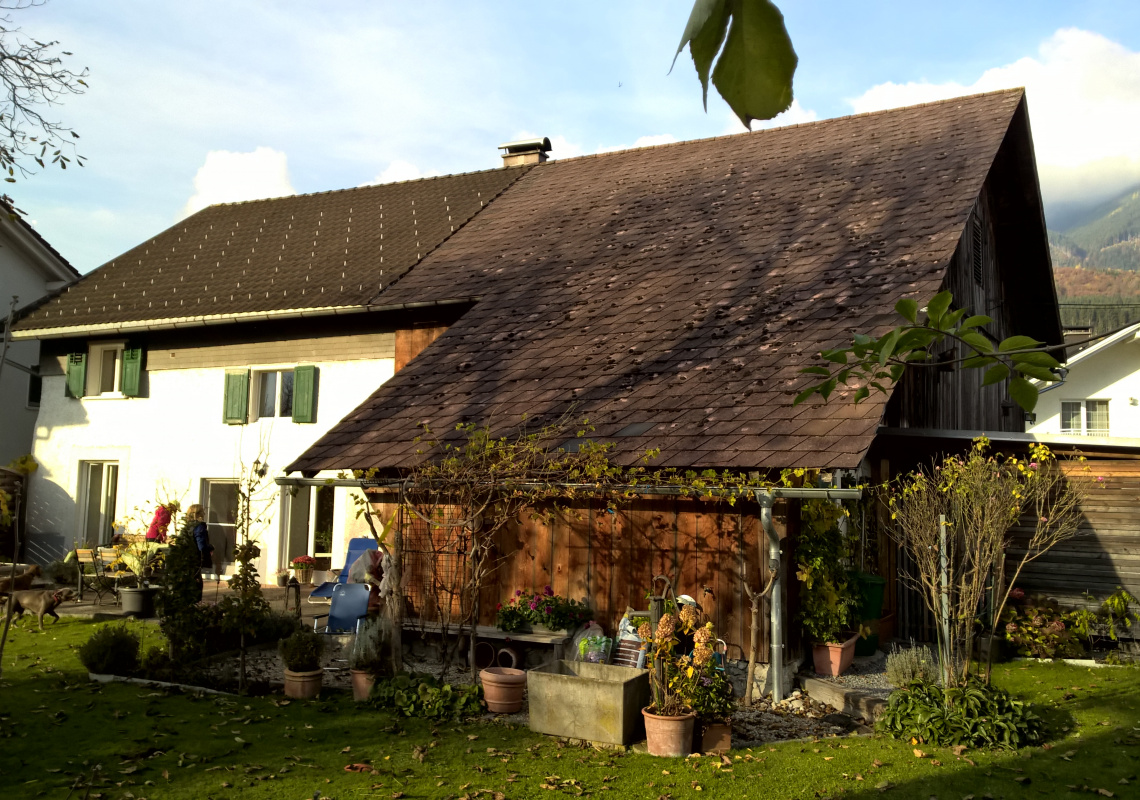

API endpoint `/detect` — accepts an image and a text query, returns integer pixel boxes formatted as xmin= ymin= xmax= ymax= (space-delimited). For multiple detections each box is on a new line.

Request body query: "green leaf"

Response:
xmin=924 ymin=290 xmax=953 ymax=326
xmin=819 ymin=378 xmax=838 ymax=400
xmin=1008 ymin=377 xmax=1039 ymax=412
xmin=998 ymin=335 xmax=1043 ymax=352
xmin=821 ymin=348 xmax=849 ymax=364
xmin=793 ymin=386 xmax=818 ymax=405
xmin=1014 ymin=363 xmax=1059 ymax=382
xmin=853 ymin=385 xmax=870 ymax=403
xmin=710 ymin=0 xmax=797 ymax=127
xmin=679 ymin=0 xmax=731 ymax=110
xmin=895 ymin=298 xmax=918 ymax=324
xmin=878 ymin=329 xmax=902 ymax=365
xmin=942 ymin=308 xmax=968 ymax=330
xmin=1011 ymin=351 xmax=1061 ymax=369
xmin=962 ymin=355 xmax=996 ymax=369
xmin=959 ymin=331 xmax=994 ymax=354
xmin=800 ymin=365 xmax=832 ymax=376
xmin=982 ymin=363 xmax=1010 ymax=386
xmin=853 ymin=333 xmax=873 ymax=346
xmin=960 ymin=314 xmax=993 ymax=330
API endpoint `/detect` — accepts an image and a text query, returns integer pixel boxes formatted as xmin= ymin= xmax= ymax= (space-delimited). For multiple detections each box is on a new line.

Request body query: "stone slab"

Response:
xmin=800 ymin=676 xmax=888 ymax=721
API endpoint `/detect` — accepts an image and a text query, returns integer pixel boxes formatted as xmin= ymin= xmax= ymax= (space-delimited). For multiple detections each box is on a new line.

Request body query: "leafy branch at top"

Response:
xmin=794 ymin=289 xmax=1067 ymax=413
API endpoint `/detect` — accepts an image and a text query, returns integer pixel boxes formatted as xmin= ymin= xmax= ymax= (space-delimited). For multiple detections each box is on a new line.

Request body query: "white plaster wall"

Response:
xmin=26 ymin=356 xmax=395 ymax=574
xmin=0 ymin=253 xmax=50 ymax=465
xmin=1029 ymin=338 xmax=1140 ymax=438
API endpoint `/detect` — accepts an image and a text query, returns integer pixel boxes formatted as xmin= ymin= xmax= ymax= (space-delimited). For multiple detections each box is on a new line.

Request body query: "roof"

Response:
xmin=11 ymin=166 xmax=530 ymax=337
xmin=291 ymin=89 xmax=1041 ymax=474
xmin=0 ymin=199 xmax=80 ymax=282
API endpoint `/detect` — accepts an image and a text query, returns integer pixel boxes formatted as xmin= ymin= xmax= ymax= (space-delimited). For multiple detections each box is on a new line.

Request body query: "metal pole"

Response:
xmin=939 ymin=513 xmax=950 ymax=681
xmin=756 ymin=492 xmax=785 ymax=702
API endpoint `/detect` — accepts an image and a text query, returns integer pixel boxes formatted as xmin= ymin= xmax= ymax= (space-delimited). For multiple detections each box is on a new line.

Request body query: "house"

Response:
xmin=285 ymin=89 xmax=1062 ymax=680
xmin=1027 ymin=321 xmax=1140 ymax=440
xmin=0 ymin=210 xmax=79 ymax=467
xmin=9 ymin=165 xmax=531 ymax=572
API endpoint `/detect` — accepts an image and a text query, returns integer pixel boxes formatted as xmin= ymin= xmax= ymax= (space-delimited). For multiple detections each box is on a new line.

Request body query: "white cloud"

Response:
xmin=632 ymin=134 xmax=678 ymax=148
xmin=362 ymin=159 xmax=441 ymax=185
xmin=182 ymin=147 xmax=295 ymax=217
xmin=847 ymin=28 xmax=1140 ymax=208
xmin=723 ymin=100 xmax=819 ymax=134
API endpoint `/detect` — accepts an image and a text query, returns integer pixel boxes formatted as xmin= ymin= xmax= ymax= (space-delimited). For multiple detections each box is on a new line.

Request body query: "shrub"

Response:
xmin=278 ymin=629 xmax=324 ymax=672
xmin=44 ymin=559 xmax=78 ymax=585
xmin=79 ymin=623 xmax=141 ymax=676
xmin=254 ymin=611 xmax=301 ymax=643
xmin=886 ymin=643 xmax=938 ymax=687
xmin=1002 ymin=595 xmax=1087 ymax=659
xmin=877 ymin=679 xmax=1042 ymax=749
xmin=139 ymin=644 xmax=175 ymax=680
xmin=348 ymin=616 xmax=389 ymax=674
xmin=368 ymin=672 xmax=483 ymax=720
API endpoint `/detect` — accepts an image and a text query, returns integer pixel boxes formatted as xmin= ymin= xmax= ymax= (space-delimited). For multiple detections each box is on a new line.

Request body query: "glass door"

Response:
xmin=81 ymin=462 xmax=119 ymax=546
xmin=203 ymin=480 xmax=239 ymax=568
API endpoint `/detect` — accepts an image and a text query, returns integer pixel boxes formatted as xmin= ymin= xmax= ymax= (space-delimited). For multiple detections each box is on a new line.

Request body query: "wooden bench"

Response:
xmin=403 ymin=620 xmax=573 ymax=662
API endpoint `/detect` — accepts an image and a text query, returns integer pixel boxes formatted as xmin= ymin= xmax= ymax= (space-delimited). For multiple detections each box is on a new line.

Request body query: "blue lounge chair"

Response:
xmin=306 ymin=537 xmax=378 ymax=604
xmin=312 ymin=583 xmax=370 ymax=635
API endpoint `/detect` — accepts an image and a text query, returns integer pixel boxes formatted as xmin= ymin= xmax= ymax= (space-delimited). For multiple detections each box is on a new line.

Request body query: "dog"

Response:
xmin=0 ymin=565 xmax=42 ymax=594
xmin=2 ymin=587 xmax=76 ymax=630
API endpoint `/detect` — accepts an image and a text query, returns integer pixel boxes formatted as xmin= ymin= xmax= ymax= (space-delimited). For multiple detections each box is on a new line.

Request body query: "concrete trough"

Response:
xmin=527 ymin=660 xmax=650 ymax=746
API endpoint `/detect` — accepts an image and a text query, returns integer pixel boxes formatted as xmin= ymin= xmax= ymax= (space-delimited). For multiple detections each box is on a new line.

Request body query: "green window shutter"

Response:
xmin=223 ymin=370 xmax=249 ymax=425
xmin=120 ymin=347 xmax=143 ymax=397
xmin=292 ymin=365 xmax=318 ymax=423
xmin=66 ymin=353 xmax=86 ymax=398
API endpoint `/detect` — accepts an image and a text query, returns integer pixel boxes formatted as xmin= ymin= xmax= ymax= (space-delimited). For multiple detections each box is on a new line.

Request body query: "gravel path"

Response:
xmin=804 ymin=650 xmax=894 ymax=697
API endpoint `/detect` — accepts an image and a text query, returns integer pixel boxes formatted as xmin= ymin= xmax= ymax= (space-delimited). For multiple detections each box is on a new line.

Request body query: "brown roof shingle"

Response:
xmin=291 ymin=89 xmax=1034 ymax=473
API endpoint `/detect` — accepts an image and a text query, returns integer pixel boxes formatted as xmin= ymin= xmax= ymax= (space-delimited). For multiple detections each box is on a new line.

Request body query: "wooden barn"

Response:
xmin=288 ymin=89 xmax=1063 ymax=687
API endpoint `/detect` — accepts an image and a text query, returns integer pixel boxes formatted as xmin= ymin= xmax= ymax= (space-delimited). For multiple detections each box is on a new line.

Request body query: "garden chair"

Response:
xmin=97 ymin=547 xmax=134 ymax=604
xmin=306 ymin=537 xmax=378 ymax=604
xmin=75 ymin=548 xmax=121 ymax=605
xmin=312 ymin=583 xmax=370 ymax=635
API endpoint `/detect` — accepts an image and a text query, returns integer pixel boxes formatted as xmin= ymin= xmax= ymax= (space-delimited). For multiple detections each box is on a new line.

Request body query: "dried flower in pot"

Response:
xmin=279 ymin=629 xmax=324 ymax=699
xmin=348 ymin=617 xmax=389 ymax=701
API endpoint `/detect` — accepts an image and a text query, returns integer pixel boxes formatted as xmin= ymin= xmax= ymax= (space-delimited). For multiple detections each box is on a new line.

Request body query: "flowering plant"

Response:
xmin=290 ymin=555 xmax=316 ymax=569
xmin=495 ymin=586 xmax=592 ymax=632
xmin=1001 ymin=592 xmax=1086 ymax=659
xmin=640 ymin=606 xmax=721 ymax=717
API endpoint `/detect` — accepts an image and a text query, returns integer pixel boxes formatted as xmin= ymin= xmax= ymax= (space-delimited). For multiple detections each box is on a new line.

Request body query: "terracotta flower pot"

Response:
xmin=642 ymin=707 xmax=696 ymax=757
xmin=350 ymin=669 xmax=375 ymax=702
xmin=812 ymin=633 xmax=860 ymax=676
xmin=480 ymin=667 xmax=526 ymax=713
xmin=283 ymin=668 xmax=322 ymax=699
xmin=694 ymin=719 xmax=732 ymax=753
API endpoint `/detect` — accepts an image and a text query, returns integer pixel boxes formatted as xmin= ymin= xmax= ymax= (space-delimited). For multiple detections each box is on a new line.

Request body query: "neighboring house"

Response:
xmin=9 ymin=166 xmax=530 ymax=574
xmin=0 ymin=210 xmax=79 ymax=467
xmin=1027 ymin=322 xmax=1140 ymax=440
xmin=287 ymin=89 xmax=1061 ymax=673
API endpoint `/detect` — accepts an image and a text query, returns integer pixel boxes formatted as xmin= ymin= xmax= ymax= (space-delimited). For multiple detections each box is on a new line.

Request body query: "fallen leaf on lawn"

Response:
xmin=913 ymin=749 xmax=927 ymax=758
xmin=876 ymin=780 xmax=893 ymax=791
xmin=341 ymin=746 xmax=351 ymax=753
xmin=161 ymin=770 xmax=169 ymax=781
xmin=1014 ymin=777 xmax=1030 ymax=784
xmin=824 ymin=757 xmax=833 ymax=761
xmin=221 ymin=782 xmax=231 ymax=788
xmin=872 ymin=760 xmax=883 ymax=768
xmin=392 ymin=793 xmax=405 ymax=799
xmin=931 ymin=760 xmax=942 ymax=767
xmin=662 ymin=770 xmax=670 ymax=775
xmin=1097 ymin=790 xmax=1114 ymax=797
xmin=952 ymin=745 xmax=967 ymax=756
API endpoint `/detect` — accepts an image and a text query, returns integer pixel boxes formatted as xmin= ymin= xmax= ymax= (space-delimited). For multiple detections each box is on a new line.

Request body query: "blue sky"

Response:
xmin=10 ymin=1 xmax=1140 ymax=272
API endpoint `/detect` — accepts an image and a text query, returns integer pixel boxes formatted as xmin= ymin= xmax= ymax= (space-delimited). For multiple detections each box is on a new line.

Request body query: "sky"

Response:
xmin=8 ymin=0 xmax=1140 ymax=273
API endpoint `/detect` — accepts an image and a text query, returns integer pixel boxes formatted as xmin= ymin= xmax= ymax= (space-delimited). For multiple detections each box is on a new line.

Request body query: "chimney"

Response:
xmin=498 ymin=137 xmax=551 ymax=167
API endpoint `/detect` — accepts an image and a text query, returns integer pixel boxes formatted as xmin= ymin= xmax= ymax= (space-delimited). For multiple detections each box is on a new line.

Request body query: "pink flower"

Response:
xmin=1010 ymin=588 xmax=1025 ymax=600
xmin=496 ymin=603 xmax=502 ymax=610
xmin=1097 ymin=476 xmax=1105 ymax=483
xmin=1006 ymin=622 xmax=1017 ymax=632
xmin=1029 ymin=462 xmax=1038 ymax=469
xmin=515 ymin=589 xmax=523 ymax=596
xmin=529 ymin=599 xmax=538 ymax=610
xmin=543 ymin=585 xmax=554 ymax=597
xmin=1039 ymin=516 xmax=1048 ymax=523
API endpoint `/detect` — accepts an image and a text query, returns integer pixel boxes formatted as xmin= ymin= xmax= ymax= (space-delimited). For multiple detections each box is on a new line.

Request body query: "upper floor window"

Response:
xmin=88 ymin=342 xmax=124 ymax=396
xmin=255 ymin=370 xmax=294 ymax=419
xmin=1061 ymin=399 xmax=1109 ymax=436
xmin=223 ymin=364 xmax=317 ymax=425
xmin=66 ymin=344 xmax=143 ymax=399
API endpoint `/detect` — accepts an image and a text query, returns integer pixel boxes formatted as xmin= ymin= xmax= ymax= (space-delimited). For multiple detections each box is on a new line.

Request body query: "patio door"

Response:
xmin=80 ymin=461 xmax=119 ymax=546
xmin=202 ymin=479 xmax=239 ymax=569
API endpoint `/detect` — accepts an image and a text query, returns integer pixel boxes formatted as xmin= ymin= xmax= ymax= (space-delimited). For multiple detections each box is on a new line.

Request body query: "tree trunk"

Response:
xmin=744 ymin=593 xmax=760 ymax=706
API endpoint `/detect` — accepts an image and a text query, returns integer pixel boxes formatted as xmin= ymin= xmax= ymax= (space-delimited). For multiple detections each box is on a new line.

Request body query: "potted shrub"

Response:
xmin=348 ymin=617 xmax=388 ymax=702
xmin=495 ymin=586 xmax=592 ymax=634
xmin=290 ymin=555 xmax=316 ymax=585
xmin=279 ymin=629 xmax=324 ymax=699
xmin=639 ymin=607 xmax=717 ymax=757
xmin=274 ymin=568 xmax=289 ymax=588
xmin=796 ymin=500 xmax=861 ymax=676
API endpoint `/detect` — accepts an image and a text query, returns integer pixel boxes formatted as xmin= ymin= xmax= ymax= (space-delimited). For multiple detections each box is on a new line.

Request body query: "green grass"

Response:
xmin=2 ymin=618 xmax=1139 ymax=799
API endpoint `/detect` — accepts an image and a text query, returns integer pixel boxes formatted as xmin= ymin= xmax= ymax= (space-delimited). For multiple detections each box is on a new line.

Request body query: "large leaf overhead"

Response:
xmin=674 ymin=0 xmax=797 ymax=128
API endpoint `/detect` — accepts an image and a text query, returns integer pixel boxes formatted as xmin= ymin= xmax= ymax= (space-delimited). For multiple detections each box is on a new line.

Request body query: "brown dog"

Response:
xmin=3 ymin=587 xmax=75 ymax=630
xmin=0 ymin=565 xmax=42 ymax=594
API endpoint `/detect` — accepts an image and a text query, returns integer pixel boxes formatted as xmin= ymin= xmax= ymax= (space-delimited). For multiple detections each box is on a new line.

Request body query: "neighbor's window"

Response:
xmin=1061 ymin=400 xmax=1109 ymax=436
xmin=254 ymin=369 xmax=294 ymax=419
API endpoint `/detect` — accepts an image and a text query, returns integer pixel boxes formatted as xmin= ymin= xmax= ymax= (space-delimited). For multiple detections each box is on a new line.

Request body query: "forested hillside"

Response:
xmin=1049 ymin=187 xmax=1140 ymax=271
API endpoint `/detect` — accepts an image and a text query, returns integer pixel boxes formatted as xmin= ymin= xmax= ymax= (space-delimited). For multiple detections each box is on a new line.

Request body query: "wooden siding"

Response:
xmin=1013 ymin=458 xmax=1140 ymax=605
xmin=147 ymin=332 xmax=395 ymax=371
xmin=884 ymin=185 xmax=1024 ymax=433
xmin=394 ymin=325 xmax=448 ymax=373
xmin=370 ymin=494 xmax=795 ymax=662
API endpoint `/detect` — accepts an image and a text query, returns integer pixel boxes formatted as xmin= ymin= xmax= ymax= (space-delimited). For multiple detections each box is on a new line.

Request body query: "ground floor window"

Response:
xmin=202 ymin=479 xmax=239 ymax=565
xmin=80 ymin=461 xmax=118 ymax=546
xmin=1061 ymin=399 xmax=1109 ymax=436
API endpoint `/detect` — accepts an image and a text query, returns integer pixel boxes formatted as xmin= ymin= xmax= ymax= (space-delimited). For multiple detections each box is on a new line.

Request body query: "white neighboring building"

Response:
xmin=0 ymin=212 xmax=79 ymax=466
xmin=1028 ymin=322 xmax=1140 ymax=440
xmin=9 ymin=164 xmax=528 ymax=575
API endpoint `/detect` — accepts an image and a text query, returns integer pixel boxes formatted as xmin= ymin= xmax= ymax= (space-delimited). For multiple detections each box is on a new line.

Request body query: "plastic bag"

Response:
xmin=571 ymin=621 xmax=611 ymax=663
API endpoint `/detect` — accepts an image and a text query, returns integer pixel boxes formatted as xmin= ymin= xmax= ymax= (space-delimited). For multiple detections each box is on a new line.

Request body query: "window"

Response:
xmin=1061 ymin=400 xmax=1109 ymax=436
xmin=254 ymin=370 xmax=294 ymax=419
xmin=27 ymin=372 xmax=41 ymax=408
xmin=203 ymin=479 xmax=239 ymax=566
xmin=66 ymin=343 xmax=142 ymax=398
xmin=80 ymin=461 xmax=119 ymax=546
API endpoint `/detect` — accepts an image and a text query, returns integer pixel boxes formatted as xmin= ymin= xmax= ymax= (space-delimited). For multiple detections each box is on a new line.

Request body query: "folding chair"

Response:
xmin=307 ymin=538 xmax=378 ymax=604
xmin=312 ymin=583 xmax=370 ymax=635
xmin=97 ymin=547 xmax=134 ymax=604
xmin=76 ymin=548 xmax=118 ymax=605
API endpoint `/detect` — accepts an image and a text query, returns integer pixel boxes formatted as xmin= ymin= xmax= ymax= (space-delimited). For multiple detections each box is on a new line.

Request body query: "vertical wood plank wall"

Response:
xmin=369 ymin=493 xmax=793 ymax=663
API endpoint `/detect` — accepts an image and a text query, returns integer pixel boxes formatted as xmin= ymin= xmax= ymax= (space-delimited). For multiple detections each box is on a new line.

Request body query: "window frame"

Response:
xmin=1060 ymin=399 xmax=1109 ymax=436
xmin=86 ymin=341 xmax=126 ymax=398
xmin=249 ymin=368 xmax=295 ymax=422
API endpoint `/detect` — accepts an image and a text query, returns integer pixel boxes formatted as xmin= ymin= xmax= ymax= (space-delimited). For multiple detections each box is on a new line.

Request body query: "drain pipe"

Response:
xmin=754 ymin=486 xmax=863 ymax=702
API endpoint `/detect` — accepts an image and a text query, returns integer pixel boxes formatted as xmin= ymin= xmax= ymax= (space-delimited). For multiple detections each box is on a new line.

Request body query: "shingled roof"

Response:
xmin=12 ymin=165 xmax=529 ymax=336
xmin=289 ymin=89 xmax=1048 ymax=474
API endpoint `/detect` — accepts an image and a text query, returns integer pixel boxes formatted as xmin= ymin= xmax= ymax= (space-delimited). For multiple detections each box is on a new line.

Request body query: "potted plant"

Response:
xmin=348 ymin=616 xmax=388 ymax=701
xmin=639 ymin=607 xmax=713 ymax=757
xmin=274 ymin=568 xmax=289 ymax=588
xmin=279 ymin=629 xmax=324 ymax=699
xmin=290 ymin=555 xmax=316 ymax=585
xmin=681 ymin=656 xmax=735 ymax=753
xmin=479 ymin=666 xmax=527 ymax=713
xmin=796 ymin=500 xmax=861 ymax=676
xmin=495 ymin=586 xmax=592 ymax=634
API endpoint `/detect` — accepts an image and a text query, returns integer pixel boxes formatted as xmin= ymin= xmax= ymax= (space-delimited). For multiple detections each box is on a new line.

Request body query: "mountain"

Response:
xmin=1048 ymin=185 xmax=1140 ymax=271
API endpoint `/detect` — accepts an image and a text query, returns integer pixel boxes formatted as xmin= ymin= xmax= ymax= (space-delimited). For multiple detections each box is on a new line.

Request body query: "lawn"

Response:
xmin=1 ymin=617 xmax=1138 ymax=799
